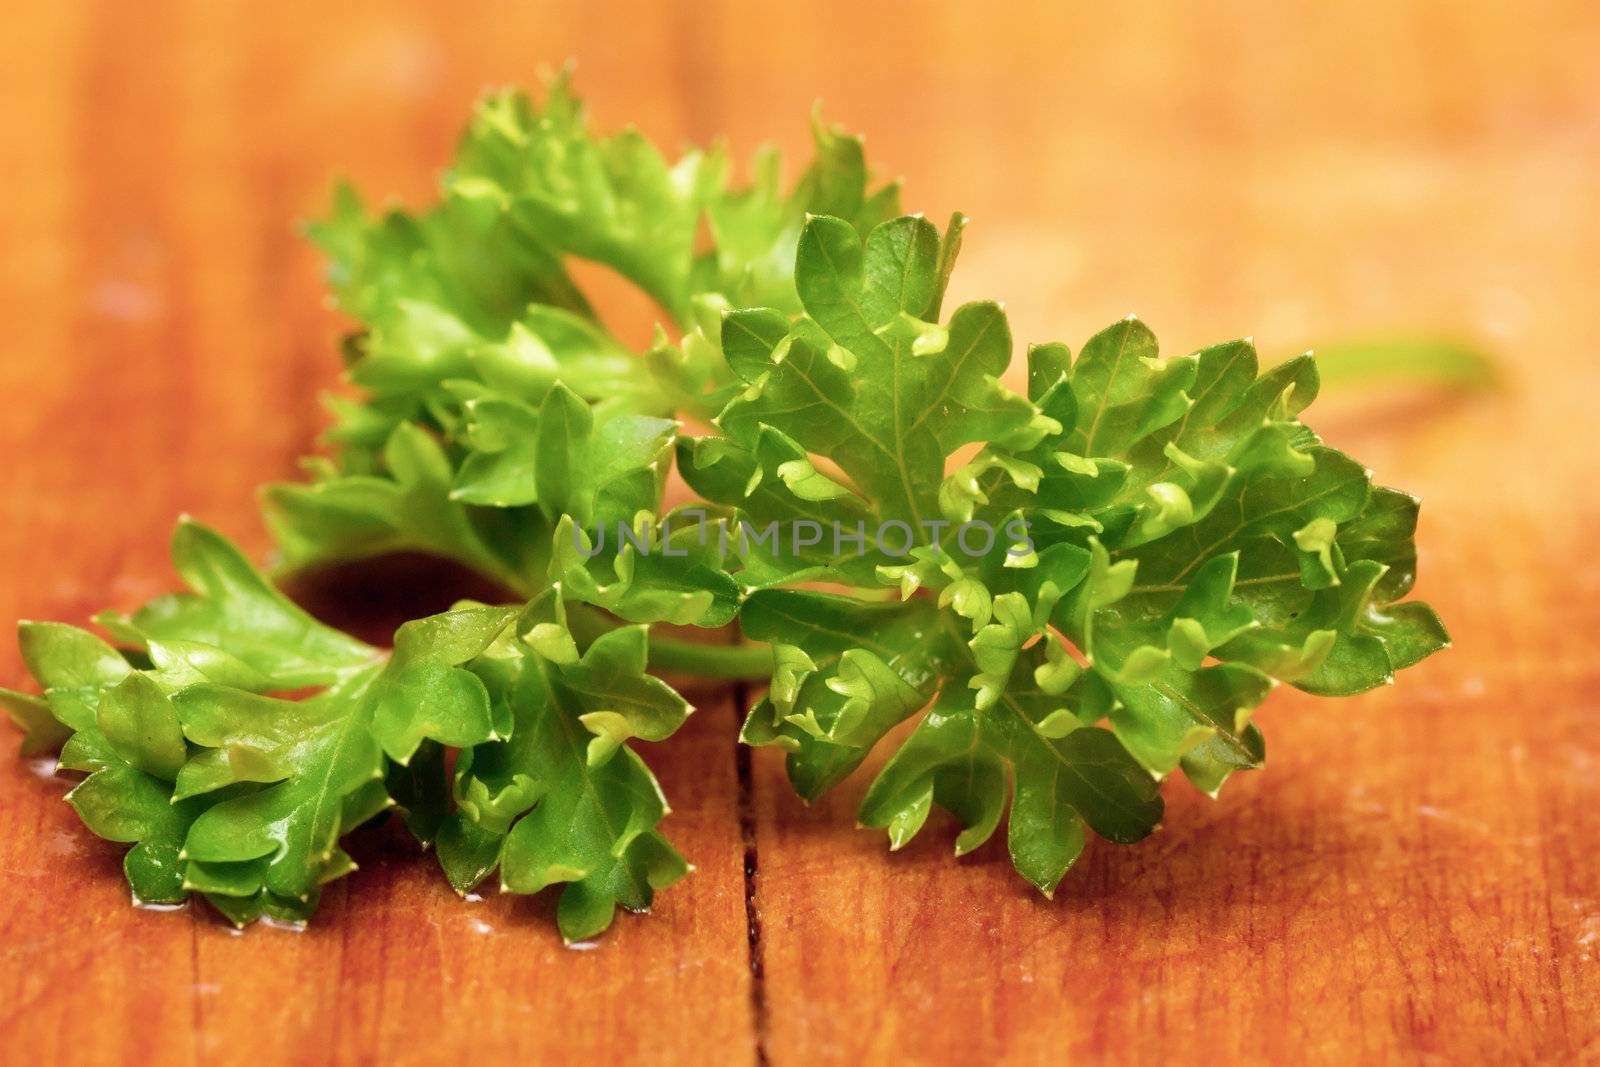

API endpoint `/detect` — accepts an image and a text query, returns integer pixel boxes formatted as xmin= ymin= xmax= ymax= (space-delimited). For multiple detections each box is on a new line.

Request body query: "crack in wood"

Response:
xmin=733 ymin=680 xmax=770 ymax=1067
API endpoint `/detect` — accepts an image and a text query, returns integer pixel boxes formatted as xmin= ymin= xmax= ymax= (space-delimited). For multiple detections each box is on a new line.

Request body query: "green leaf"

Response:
xmin=97 ymin=674 xmax=187 ymax=781
xmin=264 ymin=423 xmax=536 ymax=592
xmin=454 ymin=72 xmax=897 ymax=326
xmin=18 ymin=620 xmax=133 ymax=732
xmin=703 ymin=211 xmax=1445 ymax=892
xmin=858 ymin=648 xmax=1163 ymax=896
xmin=387 ymin=740 xmax=449 ymax=847
xmin=719 ymin=215 xmax=1040 ymax=526
xmin=739 ymin=589 xmax=950 ymax=800
xmin=5 ymin=522 xmax=652 ymax=928
xmin=309 ymin=180 xmax=587 ymax=346
xmin=270 ymin=74 xmax=903 ymax=591
xmin=177 ymin=668 xmax=390 ymax=902
xmin=165 ymin=599 xmax=517 ymax=908
xmin=368 ymin=605 xmax=518 ymax=764
xmin=532 ymin=384 xmax=676 ymax=531
xmin=550 ymin=512 xmax=743 ymax=628
xmin=445 ymin=590 xmax=692 ymax=941
xmin=109 ymin=519 xmax=378 ymax=687
xmin=65 ymin=753 xmax=205 ymax=905
xmin=0 ymin=688 xmax=70 ymax=757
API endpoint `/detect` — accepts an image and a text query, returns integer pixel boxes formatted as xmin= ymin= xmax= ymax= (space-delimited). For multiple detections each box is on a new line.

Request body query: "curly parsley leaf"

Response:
xmin=9 ymin=521 xmax=692 ymax=934
xmin=439 ymin=588 xmax=692 ymax=942
xmin=690 ymin=212 xmax=1447 ymax=892
xmin=268 ymin=73 xmax=895 ymax=587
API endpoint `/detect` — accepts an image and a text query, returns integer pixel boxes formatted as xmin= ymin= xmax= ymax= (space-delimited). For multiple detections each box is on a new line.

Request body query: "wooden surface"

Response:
xmin=2 ymin=2 xmax=1598 ymax=1064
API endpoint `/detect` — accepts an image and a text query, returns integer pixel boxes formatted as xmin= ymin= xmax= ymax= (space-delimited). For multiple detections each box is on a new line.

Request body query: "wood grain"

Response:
xmin=1 ymin=2 xmax=1597 ymax=1064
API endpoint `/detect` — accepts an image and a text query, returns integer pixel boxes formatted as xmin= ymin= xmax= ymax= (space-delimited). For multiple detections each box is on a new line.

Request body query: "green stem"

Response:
xmin=645 ymin=634 xmax=773 ymax=680
xmin=1289 ymin=335 xmax=1500 ymax=392
xmin=563 ymin=601 xmax=771 ymax=680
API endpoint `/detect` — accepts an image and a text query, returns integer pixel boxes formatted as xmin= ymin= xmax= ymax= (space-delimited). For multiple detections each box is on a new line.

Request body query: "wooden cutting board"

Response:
xmin=2 ymin=3 xmax=1596 ymax=1063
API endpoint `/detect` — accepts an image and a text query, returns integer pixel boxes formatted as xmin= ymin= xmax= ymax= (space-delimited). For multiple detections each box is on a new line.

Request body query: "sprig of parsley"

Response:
xmin=5 ymin=521 xmax=689 ymax=939
xmin=6 ymin=73 xmax=1447 ymax=931
xmin=264 ymin=69 xmax=896 ymax=588
xmin=683 ymin=213 xmax=1446 ymax=892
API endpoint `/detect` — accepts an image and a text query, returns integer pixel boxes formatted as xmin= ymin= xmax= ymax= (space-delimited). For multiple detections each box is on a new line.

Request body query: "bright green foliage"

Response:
xmin=8 ymin=521 xmax=387 ymax=918
xmin=7 ymin=78 xmax=1449 ymax=929
xmin=438 ymin=588 xmax=692 ymax=942
xmin=684 ymin=213 xmax=1448 ymax=894
xmin=265 ymin=69 xmax=898 ymax=588
xmin=7 ymin=521 xmax=690 ymax=934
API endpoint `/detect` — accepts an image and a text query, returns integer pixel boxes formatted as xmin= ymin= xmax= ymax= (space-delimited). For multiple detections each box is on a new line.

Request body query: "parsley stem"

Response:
xmin=1295 ymin=336 xmax=1499 ymax=392
xmin=644 ymin=634 xmax=773 ymax=680
xmin=563 ymin=602 xmax=772 ymax=679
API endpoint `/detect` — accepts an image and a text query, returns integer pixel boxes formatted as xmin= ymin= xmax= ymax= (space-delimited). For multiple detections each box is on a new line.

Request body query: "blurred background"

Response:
xmin=2 ymin=3 xmax=1597 ymax=1063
